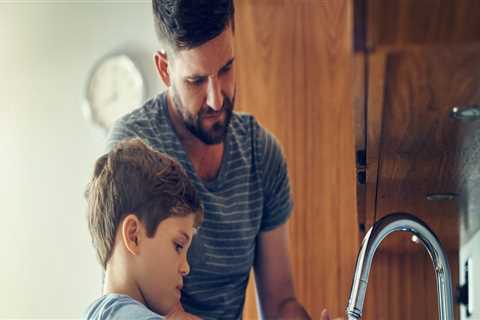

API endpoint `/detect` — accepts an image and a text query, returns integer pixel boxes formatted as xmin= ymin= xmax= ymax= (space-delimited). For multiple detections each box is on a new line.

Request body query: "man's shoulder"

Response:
xmin=106 ymin=94 xmax=169 ymax=151
xmin=230 ymin=111 xmax=276 ymax=146
xmin=230 ymin=111 xmax=263 ymax=139
xmin=83 ymin=294 xmax=163 ymax=320
xmin=116 ymin=95 xmax=163 ymax=129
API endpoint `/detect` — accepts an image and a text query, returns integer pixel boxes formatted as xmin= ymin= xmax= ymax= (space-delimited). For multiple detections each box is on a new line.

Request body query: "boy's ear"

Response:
xmin=154 ymin=50 xmax=172 ymax=87
xmin=121 ymin=214 xmax=143 ymax=256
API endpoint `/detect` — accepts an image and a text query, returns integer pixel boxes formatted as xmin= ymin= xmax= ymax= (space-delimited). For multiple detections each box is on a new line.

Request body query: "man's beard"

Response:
xmin=172 ymin=88 xmax=234 ymax=145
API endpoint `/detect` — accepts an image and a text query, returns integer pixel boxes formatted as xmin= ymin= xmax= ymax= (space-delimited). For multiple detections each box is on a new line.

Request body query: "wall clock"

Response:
xmin=83 ymin=54 xmax=145 ymax=130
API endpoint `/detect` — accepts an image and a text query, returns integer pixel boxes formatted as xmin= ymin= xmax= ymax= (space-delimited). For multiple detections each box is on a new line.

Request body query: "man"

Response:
xmin=107 ymin=1 xmax=332 ymax=319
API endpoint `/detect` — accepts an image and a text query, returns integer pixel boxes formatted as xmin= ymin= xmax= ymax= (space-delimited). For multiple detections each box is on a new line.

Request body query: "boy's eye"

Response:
xmin=175 ymin=243 xmax=184 ymax=253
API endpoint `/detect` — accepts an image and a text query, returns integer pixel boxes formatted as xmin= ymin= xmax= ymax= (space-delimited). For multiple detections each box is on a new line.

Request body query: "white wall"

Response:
xmin=0 ymin=2 xmax=163 ymax=318
xmin=460 ymin=230 xmax=480 ymax=320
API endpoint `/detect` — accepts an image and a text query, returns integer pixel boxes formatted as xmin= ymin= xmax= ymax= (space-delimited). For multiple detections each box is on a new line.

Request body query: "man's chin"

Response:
xmin=202 ymin=110 xmax=226 ymax=125
xmin=200 ymin=129 xmax=227 ymax=144
xmin=197 ymin=122 xmax=226 ymax=142
xmin=202 ymin=135 xmax=225 ymax=145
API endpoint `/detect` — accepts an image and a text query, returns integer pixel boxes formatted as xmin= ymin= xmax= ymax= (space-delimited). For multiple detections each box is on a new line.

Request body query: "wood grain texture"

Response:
xmin=243 ymin=272 xmax=258 ymax=320
xmin=353 ymin=52 xmax=366 ymax=237
xmin=354 ymin=53 xmax=366 ymax=153
xmin=373 ymin=45 xmax=480 ymax=254
xmin=234 ymin=0 xmax=358 ymax=318
xmin=358 ymin=44 xmax=480 ymax=320
xmin=362 ymin=244 xmax=459 ymax=320
xmin=365 ymin=0 xmax=480 ymax=50
xmin=353 ymin=3 xmax=480 ymax=320
xmin=365 ymin=52 xmax=387 ymax=231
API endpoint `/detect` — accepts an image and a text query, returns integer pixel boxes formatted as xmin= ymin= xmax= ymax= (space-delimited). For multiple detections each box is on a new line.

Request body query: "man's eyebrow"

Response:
xmin=186 ymin=57 xmax=235 ymax=80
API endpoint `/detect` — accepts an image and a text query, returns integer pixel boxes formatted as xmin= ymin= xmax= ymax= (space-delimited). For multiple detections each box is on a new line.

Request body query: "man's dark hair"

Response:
xmin=152 ymin=0 xmax=234 ymax=52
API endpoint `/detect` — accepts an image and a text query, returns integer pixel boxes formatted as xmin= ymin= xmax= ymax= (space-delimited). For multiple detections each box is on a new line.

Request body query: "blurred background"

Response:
xmin=0 ymin=2 xmax=163 ymax=317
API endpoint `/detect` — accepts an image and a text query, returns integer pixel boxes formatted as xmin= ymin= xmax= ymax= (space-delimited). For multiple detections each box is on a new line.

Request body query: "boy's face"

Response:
xmin=137 ymin=214 xmax=196 ymax=315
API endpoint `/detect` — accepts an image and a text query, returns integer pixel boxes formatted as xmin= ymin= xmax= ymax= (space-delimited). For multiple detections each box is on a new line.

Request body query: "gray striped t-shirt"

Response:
xmin=106 ymin=92 xmax=293 ymax=320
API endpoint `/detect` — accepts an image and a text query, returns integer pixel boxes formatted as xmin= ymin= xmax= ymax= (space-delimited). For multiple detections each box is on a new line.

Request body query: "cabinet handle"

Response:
xmin=450 ymin=105 xmax=480 ymax=121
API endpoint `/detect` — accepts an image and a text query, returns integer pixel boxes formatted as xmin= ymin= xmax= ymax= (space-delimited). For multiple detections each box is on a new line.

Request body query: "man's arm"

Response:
xmin=253 ymin=224 xmax=335 ymax=320
xmin=253 ymin=125 xmax=334 ymax=319
xmin=253 ymin=223 xmax=311 ymax=319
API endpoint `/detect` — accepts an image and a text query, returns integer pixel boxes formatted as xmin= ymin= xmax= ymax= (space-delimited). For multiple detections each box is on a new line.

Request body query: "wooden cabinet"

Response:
xmin=361 ymin=0 xmax=480 ymax=50
xmin=355 ymin=1 xmax=480 ymax=319
xmin=235 ymin=0 xmax=358 ymax=319
xmin=357 ymin=45 xmax=480 ymax=320
xmin=234 ymin=0 xmax=479 ymax=319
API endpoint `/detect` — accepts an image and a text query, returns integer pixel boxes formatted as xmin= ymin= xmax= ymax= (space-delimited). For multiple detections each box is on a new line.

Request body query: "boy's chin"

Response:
xmin=165 ymin=300 xmax=184 ymax=317
xmin=148 ymin=297 xmax=177 ymax=317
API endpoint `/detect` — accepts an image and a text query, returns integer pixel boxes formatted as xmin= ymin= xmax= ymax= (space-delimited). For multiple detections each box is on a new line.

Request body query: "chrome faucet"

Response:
xmin=346 ymin=213 xmax=454 ymax=320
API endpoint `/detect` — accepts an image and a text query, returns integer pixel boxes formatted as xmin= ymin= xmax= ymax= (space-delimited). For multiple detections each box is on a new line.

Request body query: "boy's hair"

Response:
xmin=152 ymin=0 xmax=234 ymax=53
xmin=86 ymin=138 xmax=203 ymax=269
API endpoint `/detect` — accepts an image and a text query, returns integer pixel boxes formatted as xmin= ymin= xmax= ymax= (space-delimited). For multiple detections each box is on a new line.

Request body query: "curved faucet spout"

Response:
xmin=346 ymin=213 xmax=454 ymax=320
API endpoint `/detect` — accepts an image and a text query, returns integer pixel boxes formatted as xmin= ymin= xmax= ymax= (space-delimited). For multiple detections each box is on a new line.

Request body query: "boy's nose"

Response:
xmin=180 ymin=259 xmax=190 ymax=276
xmin=206 ymin=76 xmax=223 ymax=111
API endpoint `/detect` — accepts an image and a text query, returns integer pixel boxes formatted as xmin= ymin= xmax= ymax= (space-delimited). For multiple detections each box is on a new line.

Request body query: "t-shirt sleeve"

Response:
xmin=108 ymin=300 xmax=164 ymax=320
xmin=254 ymin=120 xmax=294 ymax=232
xmin=84 ymin=294 xmax=165 ymax=320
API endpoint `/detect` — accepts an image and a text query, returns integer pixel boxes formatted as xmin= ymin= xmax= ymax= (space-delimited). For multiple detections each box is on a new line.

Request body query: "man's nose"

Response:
xmin=206 ymin=76 xmax=223 ymax=111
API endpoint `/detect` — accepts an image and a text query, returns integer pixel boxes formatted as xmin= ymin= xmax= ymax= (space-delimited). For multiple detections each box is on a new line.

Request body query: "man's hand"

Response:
xmin=166 ymin=302 xmax=201 ymax=320
xmin=321 ymin=309 xmax=331 ymax=320
xmin=321 ymin=309 xmax=345 ymax=320
xmin=278 ymin=298 xmax=311 ymax=319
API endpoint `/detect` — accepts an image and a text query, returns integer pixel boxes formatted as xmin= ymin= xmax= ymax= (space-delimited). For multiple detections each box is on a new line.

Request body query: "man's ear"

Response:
xmin=121 ymin=214 xmax=143 ymax=256
xmin=154 ymin=50 xmax=172 ymax=87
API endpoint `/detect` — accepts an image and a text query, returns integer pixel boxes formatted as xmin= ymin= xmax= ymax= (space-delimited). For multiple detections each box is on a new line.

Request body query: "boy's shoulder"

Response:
xmin=83 ymin=293 xmax=164 ymax=320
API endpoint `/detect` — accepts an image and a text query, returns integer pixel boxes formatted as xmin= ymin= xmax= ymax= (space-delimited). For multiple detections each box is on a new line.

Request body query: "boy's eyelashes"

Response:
xmin=174 ymin=241 xmax=186 ymax=253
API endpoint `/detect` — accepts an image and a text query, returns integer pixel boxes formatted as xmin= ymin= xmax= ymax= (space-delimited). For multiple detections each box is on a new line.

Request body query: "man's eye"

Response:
xmin=219 ymin=66 xmax=231 ymax=75
xmin=189 ymin=78 xmax=206 ymax=86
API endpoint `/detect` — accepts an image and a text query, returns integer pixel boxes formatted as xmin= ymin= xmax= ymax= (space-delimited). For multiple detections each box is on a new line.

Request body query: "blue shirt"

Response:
xmin=84 ymin=294 xmax=165 ymax=320
xmin=106 ymin=92 xmax=293 ymax=320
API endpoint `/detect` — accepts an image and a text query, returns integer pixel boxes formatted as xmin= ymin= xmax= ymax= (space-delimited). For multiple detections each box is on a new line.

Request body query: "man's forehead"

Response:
xmin=172 ymin=26 xmax=234 ymax=77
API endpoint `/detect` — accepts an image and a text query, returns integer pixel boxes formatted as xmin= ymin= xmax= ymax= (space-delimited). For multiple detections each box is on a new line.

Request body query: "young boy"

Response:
xmin=83 ymin=138 xmax=203 ymax=320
